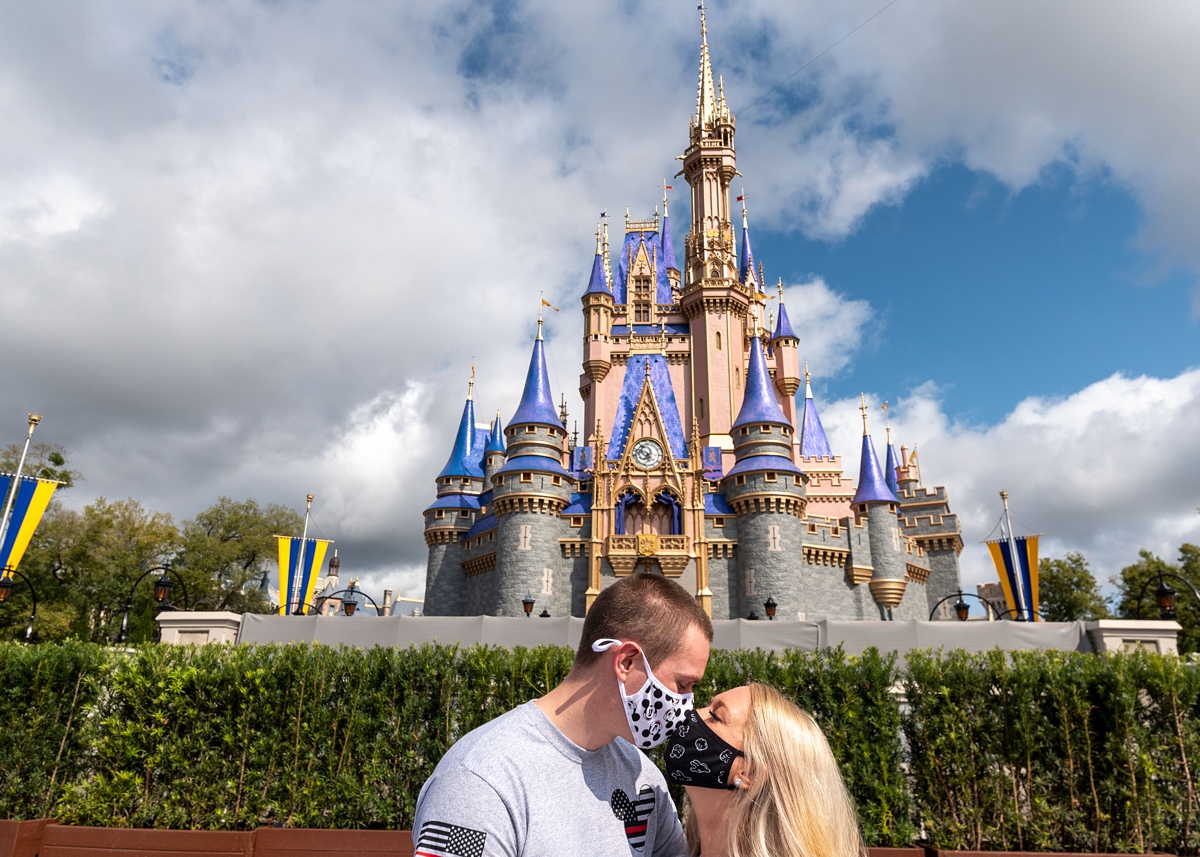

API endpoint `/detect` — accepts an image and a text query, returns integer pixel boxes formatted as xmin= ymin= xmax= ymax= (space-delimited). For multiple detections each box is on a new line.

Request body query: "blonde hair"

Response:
xmin=684 ymin=683 xmax=865 ymax=857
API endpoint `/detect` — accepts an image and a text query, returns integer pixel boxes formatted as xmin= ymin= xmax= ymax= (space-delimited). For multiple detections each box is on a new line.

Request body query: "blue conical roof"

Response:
xmin=799 ymin=377 xmax=833 ymax=458
xmin=662 ymin=215 xmax=678 ymax=271
xmin=509 ymin=335 xmax=564 ymax=428
xmin=772 ymin=302 xmax=798 ymax=342
xmin=851 ymin=432 xmax=899 ymax=506
xmin=885 ymin=438 xmax=900 ymax=496
xmin=584 ymin=251 xmax=608 ymax=295
xmin=486 ymin=412 xmax=506 ymax=454
xmin=733 ymin=337 xmax=789 ymax=428
xmin=738 ymin=219 xmax=756 ymax=286
xmin=438 ymin=398 xmax=485 ymax=479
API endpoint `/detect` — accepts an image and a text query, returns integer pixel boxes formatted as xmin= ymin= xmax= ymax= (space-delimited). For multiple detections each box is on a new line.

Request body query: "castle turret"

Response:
xmin=662 ymin=192 xmax=681 ymax=295
xmin=484 ymin=410 xmax=506 ymax=482
xmin=797 ymin=368 xmax=854 ymax=520
xmin=849 ymin=398 xmax=905 ymax=619
xmin=490 ymin=320 xmax=575 ymax=617
xmin=681 ymin=10 xmax=745 ymax=452
xmin=884 ymin=422 xmax=901 ymax=498
xmin=771 ymin=282 xmax=800 ymax=432
xmin=423 ymin=380 xmax=485 ymax=615
xmin=724 ymin=337 xmax=806 ymax=619
xmin=894 ymin=444 xmax=965 ymax=619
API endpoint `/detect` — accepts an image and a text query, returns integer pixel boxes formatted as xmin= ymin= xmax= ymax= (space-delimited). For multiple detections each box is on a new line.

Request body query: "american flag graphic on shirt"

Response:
xmin=415 ymin=820 xmax=488 ymax=857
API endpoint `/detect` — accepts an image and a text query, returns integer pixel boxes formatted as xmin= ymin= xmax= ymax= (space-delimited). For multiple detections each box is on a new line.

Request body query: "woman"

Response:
xmin=663 ymin=683 xmax=864 ymax=857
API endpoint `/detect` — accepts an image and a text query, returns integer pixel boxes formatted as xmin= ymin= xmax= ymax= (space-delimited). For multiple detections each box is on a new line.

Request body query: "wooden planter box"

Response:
xmin=254 ymin=828 xmax=413 ymax=857
xmin=0 ymin=819 xmax=53 ymax=857
xmin=42 ymin=826 xmax=254 ymax=857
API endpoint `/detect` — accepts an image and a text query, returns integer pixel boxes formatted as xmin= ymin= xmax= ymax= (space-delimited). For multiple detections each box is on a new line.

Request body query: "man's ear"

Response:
xmin=613 ymin=642 xmax=643 ymax=682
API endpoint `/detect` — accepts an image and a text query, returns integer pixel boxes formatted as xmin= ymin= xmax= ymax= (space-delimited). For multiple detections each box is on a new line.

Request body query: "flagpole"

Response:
xmin=0 ymin=414 xmax=41 ymax=572
xmin=290 ymin=493 xmax=314 ymax=615
xmin=1000 ymin=490 xmax=1029 ymax=621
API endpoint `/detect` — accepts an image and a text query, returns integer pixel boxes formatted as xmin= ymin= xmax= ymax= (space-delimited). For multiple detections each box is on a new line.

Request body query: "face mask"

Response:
xmin=592 ymin=638 xmax=694 ymax=749
xmin=663 ymin=708 xmax=744 ymax=789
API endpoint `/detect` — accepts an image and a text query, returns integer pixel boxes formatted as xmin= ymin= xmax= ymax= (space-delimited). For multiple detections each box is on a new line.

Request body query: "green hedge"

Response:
xmin=0 ymin=642 xmax=1196 ymax=854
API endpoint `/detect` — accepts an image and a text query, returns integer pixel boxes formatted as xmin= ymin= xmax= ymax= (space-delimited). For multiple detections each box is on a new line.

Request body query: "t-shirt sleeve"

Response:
xmin=413 ymin=766 xmax=518 ymax=857
xmin=649 ymin=782 xmax=689 ymax=857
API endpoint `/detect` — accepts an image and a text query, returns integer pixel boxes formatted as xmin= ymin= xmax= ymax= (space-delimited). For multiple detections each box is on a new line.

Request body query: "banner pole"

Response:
xmin=290 ymin=494 xmax=314 ymax=615
xmin=0 ymin=414 xmax=41 ymax=571
xmin=1000 ymin=490 xmax=1029 ymax=621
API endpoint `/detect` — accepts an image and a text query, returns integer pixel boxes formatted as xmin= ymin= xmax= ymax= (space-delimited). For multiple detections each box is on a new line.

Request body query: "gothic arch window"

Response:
xmin=715 ymin=331 xmax=722 ymax=350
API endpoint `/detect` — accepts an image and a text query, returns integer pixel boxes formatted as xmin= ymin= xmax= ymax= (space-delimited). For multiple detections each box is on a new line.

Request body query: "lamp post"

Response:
xmin=116 ymin=565 xmax=189 ymax=644
xmin=326 ymin=584 xmax=383 ymax=617
xmin=539 ymin=608 xmax=551 ymax=618
xmin=0 ymin=568 xmax=38 ymax=643
xmin=1134 ymin=571 xmax=1200 ymax=622
xmin=928 ymin=590 xmax=1002 ymax=622
xmin=522 ymin=593 xmax=535 ymax=618
xmin=763 ymin=595 xmax=777 ymax=621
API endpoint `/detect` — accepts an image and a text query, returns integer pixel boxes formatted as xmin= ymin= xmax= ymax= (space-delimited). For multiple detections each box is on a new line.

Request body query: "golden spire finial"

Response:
xmin=768 ymin=310 xmax=775 ymax=332
xmin=595 ymin=222 xmax=602 ymax=255
xmin=661 ymin=179 xmax=671 ymax=217
xmin=602 ymin=214 xmax=612 ymax=288
xmin=537 ymin=292 xmax=545 ymax=341
xmin=882 ymin=400 xmax=892 ymax=443
xmin=804 ymin=361 xmax=810 ymax=384
xmin=700 ymin=0 xmax=707 ymax=43
xmin=468 ymin=358 xmax=476 ymax=400
xmin=859 ymin=394 xmax=869 ymax=435
xmin=740 ymin=188 xmax=748 ymax=222
xmin=757 ymin=260 xmax=765 ymax=292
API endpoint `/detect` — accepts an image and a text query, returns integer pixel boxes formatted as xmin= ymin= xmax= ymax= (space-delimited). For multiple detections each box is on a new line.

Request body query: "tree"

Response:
xmin=8 ymin=497 xmax=179 ymax=643
xmin=0 ymin=442 xmax=80 ymax=488
xmin=1037 ymin=552 xmax=1111 ymax=621
xmin=173 ymin=497 xmax=304 ymax=614
xmin=1112 ymin=547 xmax=1200 ymax=654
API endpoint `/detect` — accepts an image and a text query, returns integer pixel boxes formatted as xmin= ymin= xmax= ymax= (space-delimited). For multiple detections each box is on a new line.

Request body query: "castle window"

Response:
xmin=714 ymin=517 xmax=726 ymax=527
xmin=783 ymin=426 xmax=792 ymax=436
xmin=459 ymin=510 xmax=470 ymax=518
xmin=735 ymin=368 xmax=741 ymax=388
xmin=715 ymin=331 xmax=722 ymax=350
xmin=698 ymin=398 xmax=705 ymax=418
xmin=765 ymin=472 xmax=777 ymax=482
xmin=435 ymin=510 xmax=445 ymax=519
xmin=736 ymin=475 xmax=746 ymax=486
xmin=740 ymin=427 xmax=750 ymax=437
xmin=526 ymin=426 xmax=537 ymax=434
xmin=552 ymin=475 xmax=562 ymax=486
xmin=461 ymin=478 xmax=471 ymax=486
xmin=571 ymin=516 xmax=584 ymax=527
xmin=521 ymin=473 xmax=534 ymax=483
xmin=760 ymin=425 xmax=771 ymax=433
xmin=488 ymin=532 xmax=494 ymax=542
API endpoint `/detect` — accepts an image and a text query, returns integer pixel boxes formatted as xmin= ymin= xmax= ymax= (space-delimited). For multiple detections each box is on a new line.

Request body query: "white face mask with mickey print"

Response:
xmin=592 ymin=638 xmax=694 ymax=749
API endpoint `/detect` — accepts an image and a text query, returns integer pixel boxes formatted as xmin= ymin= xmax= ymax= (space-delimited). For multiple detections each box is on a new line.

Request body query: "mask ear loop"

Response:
xmin=591 ymin=638 xmax=623 ymax=653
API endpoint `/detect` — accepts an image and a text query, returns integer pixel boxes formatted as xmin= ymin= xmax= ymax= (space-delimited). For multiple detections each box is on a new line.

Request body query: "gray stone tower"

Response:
xmin=726 ymin=336 xmax=808 ymax=620
xmin=489 ymin=320 xmax=576 ymax=617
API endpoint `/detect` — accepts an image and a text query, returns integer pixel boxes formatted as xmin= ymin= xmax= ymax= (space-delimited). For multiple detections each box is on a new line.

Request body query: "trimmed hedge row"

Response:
xmin=0 ymin=643 xmax=1195 ymax=854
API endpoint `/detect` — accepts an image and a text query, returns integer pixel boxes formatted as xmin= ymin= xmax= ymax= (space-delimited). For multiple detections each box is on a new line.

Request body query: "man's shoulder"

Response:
xmin=435 ymin=701 xmax=544 ymax=773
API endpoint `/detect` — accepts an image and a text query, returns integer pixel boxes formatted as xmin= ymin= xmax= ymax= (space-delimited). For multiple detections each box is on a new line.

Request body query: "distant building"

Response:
xmin=422 ymin=14 xmax=963 ymax=620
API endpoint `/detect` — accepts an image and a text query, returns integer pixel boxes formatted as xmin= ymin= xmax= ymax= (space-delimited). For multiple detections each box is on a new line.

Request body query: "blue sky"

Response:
xmin=1 ymin=0 xmax=1198 ymax=602
xmin=758 ymin=162 xmax=1198 ymax=424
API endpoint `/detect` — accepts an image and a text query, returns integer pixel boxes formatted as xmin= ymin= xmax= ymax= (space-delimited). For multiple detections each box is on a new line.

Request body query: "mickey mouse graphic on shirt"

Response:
xmin=610 ymin=785 xmax=656 ymax=852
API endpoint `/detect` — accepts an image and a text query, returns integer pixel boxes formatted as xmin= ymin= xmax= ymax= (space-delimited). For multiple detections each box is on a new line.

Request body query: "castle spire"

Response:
xmin=438 ymin=389 xmax=484 ymax=479
xmin=883 ymin=401 xmax=901 ymax=496
xmin=799 ymin=364 xmax=834 ymax=458
xmin=851 ymin=395 xmax=898 ymax=506
xmin=696 ymin=3 xmax=718 ymax=129
xmin=584 ymin=223 xmax=609 ymax=294
xmin=733 ymin=337 xmax=789 ymax=428
xmin=486 ymin=409 xmax=506 ymax=454
xmin=772 ymin=280 xmax=798 ymax=342
xmin=510 ymin=331 xmax=564 ymax=428
xmin=738 ymin=195 xmax=757 ymax=288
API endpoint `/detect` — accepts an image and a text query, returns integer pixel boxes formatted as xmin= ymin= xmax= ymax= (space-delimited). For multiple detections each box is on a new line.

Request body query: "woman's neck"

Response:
xmin=688 ymin=789 xmax=735 ymax=857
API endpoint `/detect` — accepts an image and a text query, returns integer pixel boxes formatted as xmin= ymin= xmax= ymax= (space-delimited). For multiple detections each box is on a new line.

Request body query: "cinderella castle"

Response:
xmin=422 ymin=16 xmax=964 ymax=621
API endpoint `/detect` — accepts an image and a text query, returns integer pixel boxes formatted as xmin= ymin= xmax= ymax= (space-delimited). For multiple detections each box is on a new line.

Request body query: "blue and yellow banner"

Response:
xmin=987 ymin=535 xmax=1039 ymax=621
xmin=277 ymin=536 xmax=333 ymax=615
xmin=0 ymin=474 xmax=60 ymax=576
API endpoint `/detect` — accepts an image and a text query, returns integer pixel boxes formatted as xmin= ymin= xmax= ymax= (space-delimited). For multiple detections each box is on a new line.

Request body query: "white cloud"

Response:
xmin=783 ymin=277 xmax=876 ymax=376
xmin=820 ymin=369 xmax=1200 ymax=595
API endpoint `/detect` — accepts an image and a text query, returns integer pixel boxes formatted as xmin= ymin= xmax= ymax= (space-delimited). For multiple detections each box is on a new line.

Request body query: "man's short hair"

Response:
xmin=574 ymin=573 xmax=714 ymax=669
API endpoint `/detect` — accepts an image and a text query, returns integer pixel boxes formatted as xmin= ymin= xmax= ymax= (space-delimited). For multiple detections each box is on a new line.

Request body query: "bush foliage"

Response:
xmin=0 ymin=642 xmax=1196 ymax=854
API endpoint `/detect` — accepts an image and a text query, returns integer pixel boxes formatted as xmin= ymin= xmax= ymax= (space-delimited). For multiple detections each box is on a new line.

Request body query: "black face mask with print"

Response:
xmin=662 ymin=709 xmax=744 ymax=790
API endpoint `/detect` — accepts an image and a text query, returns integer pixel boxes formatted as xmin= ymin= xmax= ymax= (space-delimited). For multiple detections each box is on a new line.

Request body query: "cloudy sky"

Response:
xmin=3 ymin=0 xmax=1198 ymax=607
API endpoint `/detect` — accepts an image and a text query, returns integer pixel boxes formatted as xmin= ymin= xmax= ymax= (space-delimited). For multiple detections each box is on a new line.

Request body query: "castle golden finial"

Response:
xmin=602 ymin=215 xmax=611 ymax=288
xmin=777 ymin=277 xmax=784 ymax=303
xmin=468 ymin=358 xmax=476 ymax=400
xmin=804 ymin=361 xmax=811 ymax=385
xmin=595 ymin=222 xmax=602 ymax=255
xmin=700 ymin=0 xmax=707 ymax=43
xmin=859 ymin=393 xmax=869 ymax=435
xmin=882 ymin=400 xmax=892 ymax=443
xmin=661 ymin=179 xmax=671 ymax=217
xmin=559 ymin=393 xmax=569 ymax=426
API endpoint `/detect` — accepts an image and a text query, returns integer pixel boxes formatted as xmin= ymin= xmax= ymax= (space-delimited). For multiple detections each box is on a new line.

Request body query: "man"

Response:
xmin=413 ymin=573 xmax=714 ymax=857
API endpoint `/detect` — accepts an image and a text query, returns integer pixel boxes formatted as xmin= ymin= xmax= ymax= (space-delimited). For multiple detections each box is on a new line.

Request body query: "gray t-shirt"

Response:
xmin=414 ymin=700 xmax=687 ymax=857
